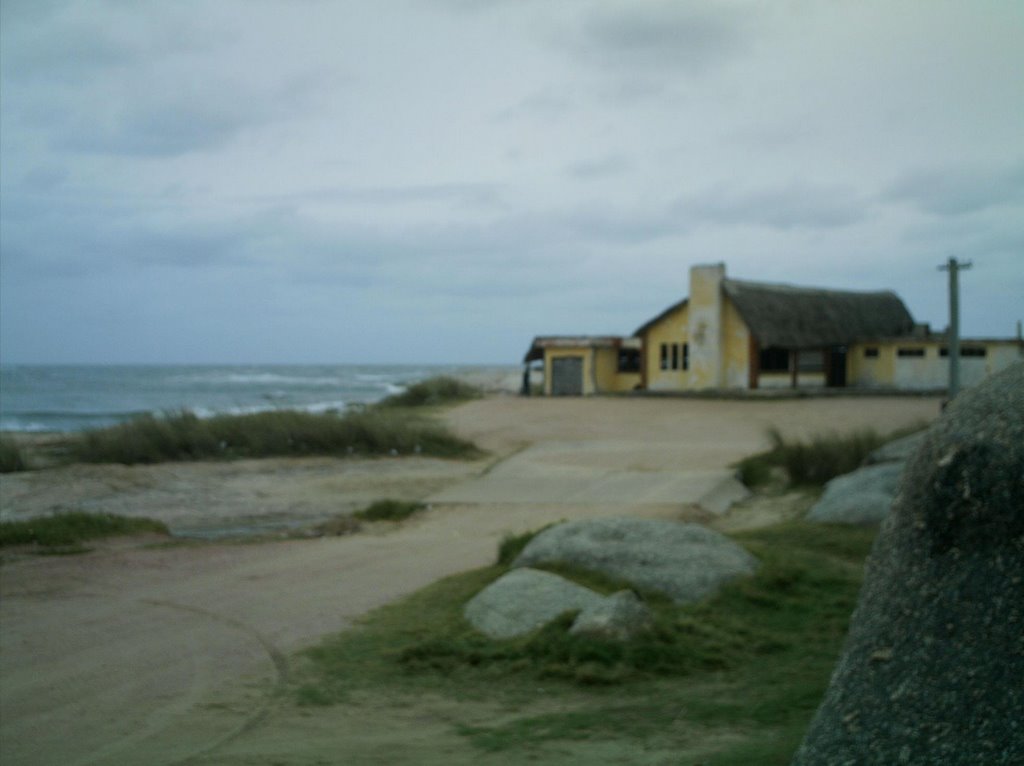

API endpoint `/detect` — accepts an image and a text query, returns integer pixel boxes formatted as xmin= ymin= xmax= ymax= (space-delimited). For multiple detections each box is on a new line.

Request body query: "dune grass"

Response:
xmin=0 ymin=436 xmax=29 ymax=473
xmin=0 ymin=511 xmax=169 ymax=548
xmin=735 ymin=424 xmax=926 ymax=488
xmin=292 ymin=521 xmax=876 ymax=762
xmin=68 ymin=408 xmax=480 ymax=465
xmin=377 ymin=376 xmax=483 ymax=408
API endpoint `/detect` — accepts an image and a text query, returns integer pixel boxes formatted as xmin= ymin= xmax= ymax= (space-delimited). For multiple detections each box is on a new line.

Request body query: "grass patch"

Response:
xmin=377 ymin=376 xmax=483 ymax=408
xmin=353 ymin=499 xmax=426 ymax=522
xmin=0 ymin=435 xmax=29 ymax=473
xmin=68 ymin=408 xmax=480 ymax=465
xmin=0 ymin=511 xmax=169 ymax=548
xmin=735 ymin=423 xmax=926 ymax=488
xmin=292 ymin=521 xmax=877 ymax=762
xmin=495 ymin=523 xmax=558 ymax=566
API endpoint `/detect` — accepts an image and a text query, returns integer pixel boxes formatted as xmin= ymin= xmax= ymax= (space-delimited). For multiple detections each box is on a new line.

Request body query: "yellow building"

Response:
xmin=524 ymin=263 xmax=1022 ymax=395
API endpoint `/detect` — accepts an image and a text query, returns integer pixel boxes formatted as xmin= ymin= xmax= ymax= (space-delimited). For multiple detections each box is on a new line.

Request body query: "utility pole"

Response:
xmin=938 ymin=256 xmax=972 ymax=399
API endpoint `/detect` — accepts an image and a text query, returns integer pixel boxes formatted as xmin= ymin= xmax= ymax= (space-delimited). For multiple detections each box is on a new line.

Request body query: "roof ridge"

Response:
xmin=722 ymin=277 xmax=897 ymax=297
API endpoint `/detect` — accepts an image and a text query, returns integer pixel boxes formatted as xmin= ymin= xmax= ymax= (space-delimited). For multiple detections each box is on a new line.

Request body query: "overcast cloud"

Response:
xmin=1 ymin=0 xmax=1022 ymax=364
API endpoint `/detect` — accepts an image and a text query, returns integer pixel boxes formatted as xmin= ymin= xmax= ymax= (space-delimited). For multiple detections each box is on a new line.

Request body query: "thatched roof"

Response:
xmin=722 ymin=278 xmax=915 ymax=349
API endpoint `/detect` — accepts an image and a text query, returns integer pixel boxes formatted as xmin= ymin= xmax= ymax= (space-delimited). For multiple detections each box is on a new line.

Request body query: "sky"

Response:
xmin=1 ymin=0 xmax=1022 ymax=365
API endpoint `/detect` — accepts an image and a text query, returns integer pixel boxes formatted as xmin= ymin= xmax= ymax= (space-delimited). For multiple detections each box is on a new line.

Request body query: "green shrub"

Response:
xmin=377 ymin=376 xmax=483 ymax=408
xmin=69 ymin=408 xmax=481 ymax=465
xmin=0 ymin=512 xmax=169 ymax=548
xmin=0 ymin=436 xmax=29 ymax=473
xmin=353 ymin=499 xmax=425 ymax=522
xmin=735 ymin=424 xmax=926 ymax=488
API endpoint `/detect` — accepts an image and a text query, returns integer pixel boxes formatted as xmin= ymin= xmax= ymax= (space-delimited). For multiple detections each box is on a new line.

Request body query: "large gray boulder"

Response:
xmin=512 ymin=517 xmax=758 ymax=604
xmin=864 ymin=429 xmax=928 ymax=465
xmin=806 ymin=462 xmax=905 ymax=525
xmin=463 ymin=568 xmax=605 ymax=640
xmin=792 ymin=362 xmax=1024 ymax=765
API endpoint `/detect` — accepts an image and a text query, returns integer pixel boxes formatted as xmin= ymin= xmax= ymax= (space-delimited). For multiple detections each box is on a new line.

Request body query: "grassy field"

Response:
xmin=291 ymin=520 xmax=877 ymax=763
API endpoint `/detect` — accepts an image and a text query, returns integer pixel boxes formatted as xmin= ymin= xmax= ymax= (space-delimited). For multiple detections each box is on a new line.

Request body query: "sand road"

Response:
xmin=0 ymin=395 xmax=939 ymax=765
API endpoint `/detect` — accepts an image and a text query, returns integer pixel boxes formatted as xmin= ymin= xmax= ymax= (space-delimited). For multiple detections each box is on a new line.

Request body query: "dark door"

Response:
xmin=827 ymin=346 xmax=847 ymax=387
xmin=551 ymin=356 xmax=584 ymax=396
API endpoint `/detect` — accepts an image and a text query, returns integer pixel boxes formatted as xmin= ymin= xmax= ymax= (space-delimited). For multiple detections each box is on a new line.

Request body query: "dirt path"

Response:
xmin=0 ymin=395 xmax=939 ymax=765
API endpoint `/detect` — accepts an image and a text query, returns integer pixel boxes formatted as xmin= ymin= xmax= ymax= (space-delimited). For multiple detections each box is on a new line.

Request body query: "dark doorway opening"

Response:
xmin=827 ymin=346 xmax=848 ymax=387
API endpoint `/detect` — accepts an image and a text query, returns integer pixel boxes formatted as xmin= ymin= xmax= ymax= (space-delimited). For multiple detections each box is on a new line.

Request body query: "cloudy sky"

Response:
xmin=2 ymin=0 xmax=1021 ymax=365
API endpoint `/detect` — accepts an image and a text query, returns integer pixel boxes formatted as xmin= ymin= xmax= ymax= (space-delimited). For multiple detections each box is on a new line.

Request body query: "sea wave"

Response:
xmin=171 ymin=372 xmax=345 ymax=387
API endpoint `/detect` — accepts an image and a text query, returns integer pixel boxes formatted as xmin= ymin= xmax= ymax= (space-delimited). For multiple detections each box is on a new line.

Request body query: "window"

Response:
xmin=864 ymin=347 xmax=879 ymax=358
xmin=942 ymin=346 xmax=986 ymax=358
xmin=897 ymin=348 xmax=925 ymax=357
xmin=759 ymin=346 xmax=790 ymax=372
xmin=660 ymin=343 xmax=685 ymax=371
xmin=617 ymin=348 xmax=641 ymax=373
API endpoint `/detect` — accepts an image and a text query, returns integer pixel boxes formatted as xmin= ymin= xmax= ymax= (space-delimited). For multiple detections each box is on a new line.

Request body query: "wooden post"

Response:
xmin=749 ymin=337 xmax=760 ymax=389
xmin=791 ymin=349 xmax=799 ymax=389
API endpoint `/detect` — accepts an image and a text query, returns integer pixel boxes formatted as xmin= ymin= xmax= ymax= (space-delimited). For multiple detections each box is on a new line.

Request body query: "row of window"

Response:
xmin=618 ymin=343 xmax=988 ymax=375
xmin=867 ymin=347 xmax=987 ymax=359
xmin=659 ymin=342 xmax=689 ymax=371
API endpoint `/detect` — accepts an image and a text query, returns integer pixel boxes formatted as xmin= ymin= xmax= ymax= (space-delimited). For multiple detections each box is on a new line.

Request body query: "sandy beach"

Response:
xmin=0 ymin=394 xmax=941 ymax=765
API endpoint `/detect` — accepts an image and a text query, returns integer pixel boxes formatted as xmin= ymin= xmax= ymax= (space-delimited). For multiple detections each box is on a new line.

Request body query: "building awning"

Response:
xmin=523 ymin=336 xmax=626 ymax=363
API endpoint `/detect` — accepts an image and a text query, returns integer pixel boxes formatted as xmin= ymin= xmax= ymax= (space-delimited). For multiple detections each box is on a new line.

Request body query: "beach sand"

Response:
xmin=0 ymin=394 xmax=940 ymax=765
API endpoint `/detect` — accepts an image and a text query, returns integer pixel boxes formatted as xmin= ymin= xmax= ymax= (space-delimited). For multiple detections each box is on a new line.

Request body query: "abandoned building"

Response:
xmin=524 ymin=263 xmax=1022 ymax=395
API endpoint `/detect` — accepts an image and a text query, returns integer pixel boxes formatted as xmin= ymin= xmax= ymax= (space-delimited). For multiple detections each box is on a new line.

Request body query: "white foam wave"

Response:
xmin=0 ymin=418 xmax=52 ymax=433
xmin=174 ymin=372 xmax=344 ymax=387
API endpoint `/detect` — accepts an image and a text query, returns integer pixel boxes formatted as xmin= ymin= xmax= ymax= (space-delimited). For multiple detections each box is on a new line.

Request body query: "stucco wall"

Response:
xmin=848 ymin=344 xmax=896 ymax=388
xmin=643 ymin=303 xmax=689 ymax=391
xmin=849 ymin=341 xmax=1022 ymax=390
xmin=721 ymin=297 xmax=751 ymax=389
xmin=688 ymin=264 xmax=725 ymax=389
xmin=594 ymin=347 xmax=641 ymax=393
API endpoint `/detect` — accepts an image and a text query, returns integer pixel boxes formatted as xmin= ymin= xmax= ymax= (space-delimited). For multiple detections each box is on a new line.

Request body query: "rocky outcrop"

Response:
xmin=792 ymin=362 xmax=1024 ymax=765
xmin=512 ymin=517 xmax=758 ymax=604
xmin=805 ymin=462 xmax=905 ymax=525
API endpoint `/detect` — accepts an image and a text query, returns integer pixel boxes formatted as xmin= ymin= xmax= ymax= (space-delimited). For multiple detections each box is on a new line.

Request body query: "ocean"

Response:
xmin=0 ymin=364 xmax=518 ymax=433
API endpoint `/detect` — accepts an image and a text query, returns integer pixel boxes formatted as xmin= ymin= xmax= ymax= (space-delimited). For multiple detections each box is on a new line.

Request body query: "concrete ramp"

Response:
xmin=428 ymin=441 xmax=749 ymax=514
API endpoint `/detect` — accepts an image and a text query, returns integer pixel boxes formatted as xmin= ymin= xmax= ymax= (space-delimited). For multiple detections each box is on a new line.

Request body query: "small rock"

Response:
xmin=570 ymin=590 xmax=653 ymax=640
xmin=463 ymin=568 xmax=605 ymax=640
